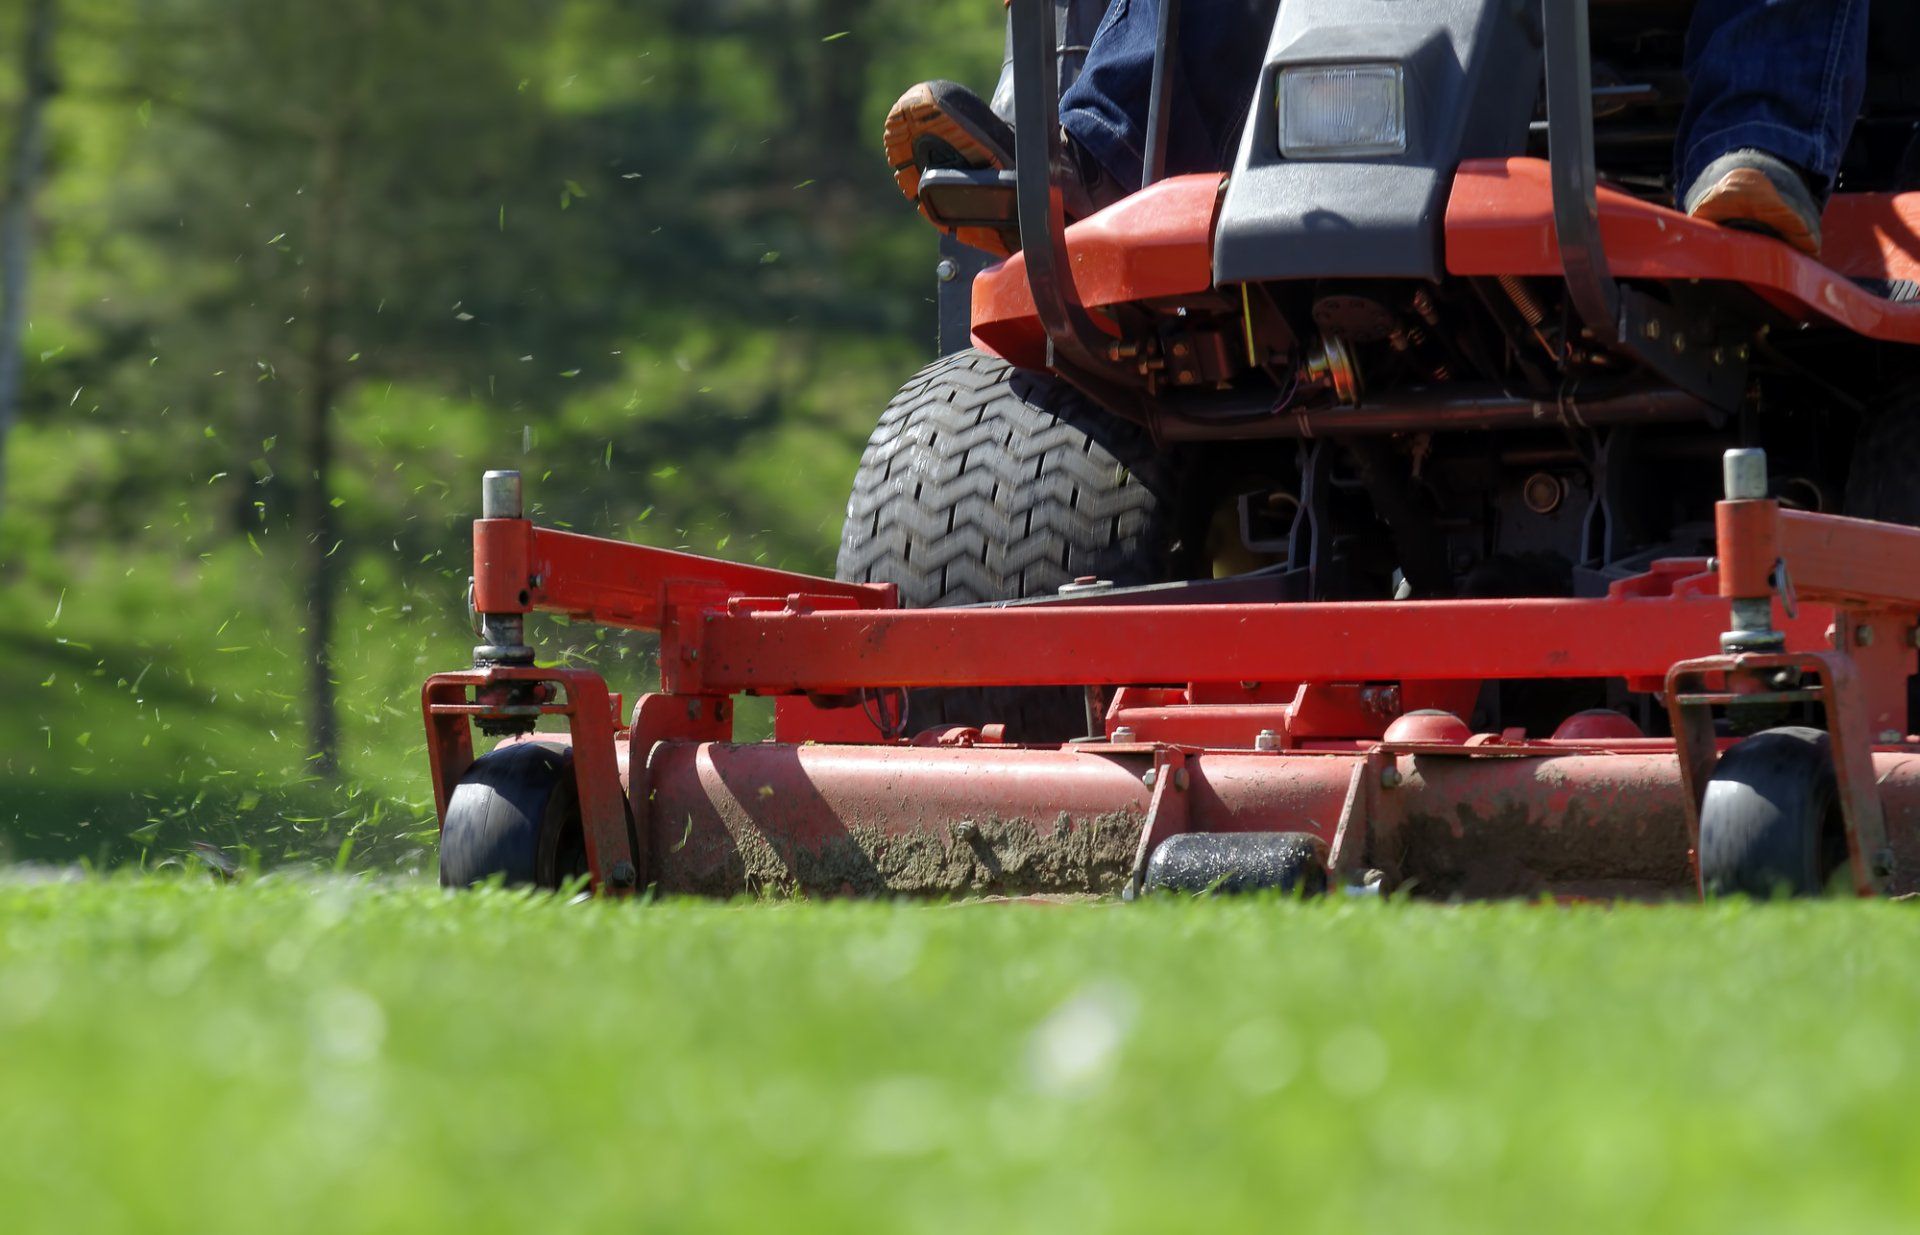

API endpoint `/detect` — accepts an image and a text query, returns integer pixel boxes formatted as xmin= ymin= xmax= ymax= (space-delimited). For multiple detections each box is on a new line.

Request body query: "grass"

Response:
xmin=2 ymin=878 xmax=1917 ymax=1233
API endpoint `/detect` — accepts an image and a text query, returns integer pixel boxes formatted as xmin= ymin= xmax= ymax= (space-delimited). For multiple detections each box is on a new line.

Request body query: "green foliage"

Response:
xmin=0 ymin=0 xmax=1004 ymax=864
xmin=5 ymin=882 xmax=1920 ymax=1231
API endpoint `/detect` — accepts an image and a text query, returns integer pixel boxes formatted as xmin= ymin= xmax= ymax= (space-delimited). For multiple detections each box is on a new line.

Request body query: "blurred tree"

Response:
xmin=0 ymin=0 xmax=58 ymax=520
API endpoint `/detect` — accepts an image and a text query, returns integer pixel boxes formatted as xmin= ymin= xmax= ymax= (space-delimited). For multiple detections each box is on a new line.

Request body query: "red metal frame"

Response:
xmin=1447 ymin=158 xmax=1920 ymax=343
xmin=969 ymin=173 xmax=1224 ymax=369
xmin=964 ymin=157 xmax=1920 ymax=371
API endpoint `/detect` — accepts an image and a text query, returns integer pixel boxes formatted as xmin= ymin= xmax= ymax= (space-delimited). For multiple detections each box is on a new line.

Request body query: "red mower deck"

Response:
xmin=424 ymin=453 xmax=1920 ymax=901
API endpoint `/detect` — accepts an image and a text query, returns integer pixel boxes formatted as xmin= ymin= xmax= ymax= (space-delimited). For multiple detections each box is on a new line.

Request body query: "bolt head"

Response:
xmin=1380 ymin=766 xmax=1403 ymax=789
xmin=1858 ymin=624 xmax=1877 ymax=647
xmin=935 ymin=259 xmax=958 ymax=283
xmin=952 ymin=819 xmax=980 ymax=842
xmin=1173 ymin=767 xmax=1189 ymax=791
xmin=1142 ymin=768 xmax=1158 ymax=789
xmin=1112 ymin=726 xmax=1138 ymax=744
xmin=1644 ymin=320 xmax=1662 ymax=340
xmin=608 ymin=860 xmax=638 ymax=889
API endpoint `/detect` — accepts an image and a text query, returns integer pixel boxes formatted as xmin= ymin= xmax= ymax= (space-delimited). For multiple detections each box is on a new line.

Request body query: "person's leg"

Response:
xmin=1677 ymin=0 xmax=1870 ymax=252
xmin=1061 ymin=0 xmax=1280 ymax=190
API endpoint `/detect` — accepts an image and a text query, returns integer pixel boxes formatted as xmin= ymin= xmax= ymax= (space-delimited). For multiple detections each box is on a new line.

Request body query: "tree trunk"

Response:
xmin=300 ymin=125 xmax=348 ymax=779
xmin=0 ymin=0 xmax=58 ymax=521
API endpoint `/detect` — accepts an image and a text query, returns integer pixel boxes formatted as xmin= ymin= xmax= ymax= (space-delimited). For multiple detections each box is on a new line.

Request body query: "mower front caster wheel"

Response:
xmin=439 ymin=742 xmax=590 ymax=889
xmin=1143 ymin=832 xmax=1330 ymax=897
xmin=1698 ymin=726 xmax=1848 ymax=898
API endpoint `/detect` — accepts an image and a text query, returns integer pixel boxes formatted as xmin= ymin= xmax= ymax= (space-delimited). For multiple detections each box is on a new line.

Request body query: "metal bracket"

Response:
xmin=1541 ymin=0 xmax=1747 ymax=412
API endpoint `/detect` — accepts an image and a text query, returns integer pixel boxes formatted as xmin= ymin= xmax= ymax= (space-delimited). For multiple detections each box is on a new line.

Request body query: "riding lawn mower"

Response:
xmin=427 ymin=0 xmax=1920 ymax=900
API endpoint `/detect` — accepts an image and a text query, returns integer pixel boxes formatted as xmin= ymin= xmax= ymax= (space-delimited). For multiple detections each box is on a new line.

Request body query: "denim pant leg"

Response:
xmin=1676 ymin=0 xmax=1870 ymax=195
xmin=1060 ymin=0 xmax=1280 ymax=190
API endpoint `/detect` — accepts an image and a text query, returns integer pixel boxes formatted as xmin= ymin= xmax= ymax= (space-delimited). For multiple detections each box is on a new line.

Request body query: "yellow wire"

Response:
xmin=1240 ymin=283 xmax=1259 ymax=367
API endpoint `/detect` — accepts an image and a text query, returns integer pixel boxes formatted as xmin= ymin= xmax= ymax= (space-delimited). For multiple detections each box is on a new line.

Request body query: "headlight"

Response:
xmin=1278 ymin=64 xmax=1406 ymax=158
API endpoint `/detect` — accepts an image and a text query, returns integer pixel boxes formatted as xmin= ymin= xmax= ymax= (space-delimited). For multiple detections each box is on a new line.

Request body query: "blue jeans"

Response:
xmin=1059 ymin=0 xmax=1870 ymax=196
xmin=1676 ymin=0 xmax=1870 ymax=194
xmin=1060 ymin=0 xmax=1281 ymax=189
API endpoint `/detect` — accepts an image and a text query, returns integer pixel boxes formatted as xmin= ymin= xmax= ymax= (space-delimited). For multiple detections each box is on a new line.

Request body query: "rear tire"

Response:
xmin=439 ymin=742 xmax=590 ymax=889
xmin=1698 ymin=726 xmax=1847 ymax=898
xmin=836 ymin=349 xmax=1190 ymax=740
xmin=1845 ymin=384 xmax=1920 ymax=525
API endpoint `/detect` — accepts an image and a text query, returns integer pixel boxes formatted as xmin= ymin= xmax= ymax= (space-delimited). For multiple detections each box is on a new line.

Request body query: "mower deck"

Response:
xmin=426 ymin=454 xmax=1920 ymax=901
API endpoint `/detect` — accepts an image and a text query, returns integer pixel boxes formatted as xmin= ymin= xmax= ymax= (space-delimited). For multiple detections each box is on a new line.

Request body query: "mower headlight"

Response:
xmin=1278 ymin=64 xmax=1406 ymax=159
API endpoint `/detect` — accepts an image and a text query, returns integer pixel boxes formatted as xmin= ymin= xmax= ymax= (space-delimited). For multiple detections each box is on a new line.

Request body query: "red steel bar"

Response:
xmin=474 ymin=519 xmax=894 ymax=627
xmin=1719 ymin=500 xmax=1920 ymax=613
xmin=669 ymin=592 xmax=1833 ymax=695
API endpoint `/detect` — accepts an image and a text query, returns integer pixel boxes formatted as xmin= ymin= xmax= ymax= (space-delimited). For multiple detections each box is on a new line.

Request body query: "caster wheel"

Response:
xmin=1699 ymin=726 xmax=1848 ymax=898
xmin=1142 ymin=832 xmax=1330 ymax=897
xmin=439 ymin=742 xmax=590 ymax=889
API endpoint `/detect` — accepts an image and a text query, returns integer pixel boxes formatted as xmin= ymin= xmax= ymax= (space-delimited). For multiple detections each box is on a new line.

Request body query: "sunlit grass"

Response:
xmin=1 ymin=878 xmax=1916 ymax=1233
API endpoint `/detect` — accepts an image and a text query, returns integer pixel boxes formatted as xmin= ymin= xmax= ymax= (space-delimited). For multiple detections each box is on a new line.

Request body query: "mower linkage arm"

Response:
xmin=1542 ymin=0 xmax=1747 ymax=412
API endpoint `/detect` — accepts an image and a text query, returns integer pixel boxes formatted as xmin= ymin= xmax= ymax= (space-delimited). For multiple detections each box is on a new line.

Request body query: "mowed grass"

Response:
xmin=1 ymin=880 xmax=1916 ymax=1233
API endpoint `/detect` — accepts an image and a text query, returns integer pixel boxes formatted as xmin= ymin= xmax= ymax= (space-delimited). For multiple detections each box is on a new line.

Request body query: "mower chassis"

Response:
xmin=425 ymin=451 xmax=1920 ymax=900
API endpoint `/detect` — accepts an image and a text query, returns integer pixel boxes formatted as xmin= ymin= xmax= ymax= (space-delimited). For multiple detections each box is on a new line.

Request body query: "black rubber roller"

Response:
xmin=1143 ymin=832 xmax=1330 ymax=897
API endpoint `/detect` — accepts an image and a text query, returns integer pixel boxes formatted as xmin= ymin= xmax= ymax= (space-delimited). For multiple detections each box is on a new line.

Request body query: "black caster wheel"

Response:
xmin=1698 ymin=726 xmax=1848 ymax=898
xmin=438 ymin=741 xmax=590 ymax=889
xmin=1142 ymin=831 xmax=1330 ymax=897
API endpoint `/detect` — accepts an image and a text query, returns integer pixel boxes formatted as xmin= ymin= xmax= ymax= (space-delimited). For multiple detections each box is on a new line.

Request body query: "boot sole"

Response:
xmin=883 ymin=83 xmax=1015 ymax=257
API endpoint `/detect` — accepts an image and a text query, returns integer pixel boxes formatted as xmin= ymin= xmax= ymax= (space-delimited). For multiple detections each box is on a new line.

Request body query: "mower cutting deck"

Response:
xmin=425 ymin=450 xmax=1920 ymax=901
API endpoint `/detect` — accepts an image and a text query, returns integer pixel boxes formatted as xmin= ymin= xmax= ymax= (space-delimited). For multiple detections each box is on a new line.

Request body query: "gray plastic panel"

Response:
xmin=1214 ymin=0 xmax=1543 ymax=285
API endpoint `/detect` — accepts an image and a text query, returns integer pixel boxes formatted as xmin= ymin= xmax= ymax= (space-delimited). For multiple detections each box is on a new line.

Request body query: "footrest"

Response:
xmin=917 ymin=167 xmax=1019 ymax=234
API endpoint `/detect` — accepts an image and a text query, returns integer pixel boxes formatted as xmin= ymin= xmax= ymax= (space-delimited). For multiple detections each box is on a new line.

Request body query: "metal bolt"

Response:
xmin=1112 ymin=726 xmax=1138 ymax=744
xmin=1711 ymin=347 xmax=1725 ymax=365
xmin=1858 ymin=624 xmax=1877 ymax=648
xmin=1142 ymin=767 xmax=1158 ymax=789
xmin=1380 ymin=766 xmax=1403 ymax=789
xmin=1722 ymin=448 xmax=1769 ymax=501
xmin=1254 ymin=729 xmax=1280 ymax=752
xmin=481 ymin=469 xmax=523 ymax=519
xmin=1173 ymin=767 xmax=1189 ymax=791
xmin=1875 ymin=847 xmax=1897 ymax=877
xmin=1735 ymin=343 xmax=1750 ymax=361
xmin=952 ymin=819 xmax=980 ymax=842
xmin=1672 ymin=332 xmax=1687 ymax=353
xmin=1644 ymin=319 xmax=1662 ymax=341
xmin=608 ymin=860 xmax=638 ymax=889
xmin=935 ymin=259 xmax=958 ymax=283
xmin=1877 ymin=730 xmax=1904 ymax=746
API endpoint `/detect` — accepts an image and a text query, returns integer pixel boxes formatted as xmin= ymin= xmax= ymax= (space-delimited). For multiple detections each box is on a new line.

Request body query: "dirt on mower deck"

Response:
xmin=661 ymin=809 xmax=1144 ymax=899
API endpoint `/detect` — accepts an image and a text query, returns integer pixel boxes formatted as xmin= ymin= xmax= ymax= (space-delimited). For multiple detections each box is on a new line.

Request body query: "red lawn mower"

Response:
xmin=427 ymin=0 xmax=1920 ymax=900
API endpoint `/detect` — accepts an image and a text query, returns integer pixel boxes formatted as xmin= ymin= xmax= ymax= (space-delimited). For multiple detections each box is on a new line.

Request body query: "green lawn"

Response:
xmin=0 ymin=879 xmax=1914 ymax=1233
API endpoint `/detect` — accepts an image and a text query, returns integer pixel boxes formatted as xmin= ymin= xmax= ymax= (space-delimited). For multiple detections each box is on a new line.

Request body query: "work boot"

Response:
xmin=883 ymin=79 xmax=1124 ymax=257
xmin=1683 ymin=148 xmax=1824 ymax=256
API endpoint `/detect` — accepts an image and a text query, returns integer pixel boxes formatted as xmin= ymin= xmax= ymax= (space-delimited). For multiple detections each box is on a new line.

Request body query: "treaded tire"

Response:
xmin=1698 ymin=726 xmax=1847 ymax=898
xmin=836 ymin=349 xmax=1188 ymax=740
xmin=1845 ymin=383 xmax=1920 ymax=525
xmin=439 ymin=742 xmax=589 ymax=889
